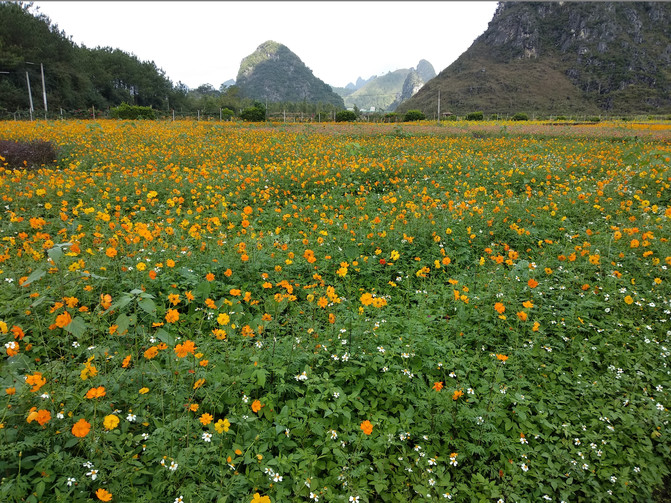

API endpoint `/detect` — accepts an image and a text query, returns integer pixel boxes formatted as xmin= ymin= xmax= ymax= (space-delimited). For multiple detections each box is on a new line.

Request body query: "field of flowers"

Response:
xmin=0 ymin=119 xmax=670 ymax=503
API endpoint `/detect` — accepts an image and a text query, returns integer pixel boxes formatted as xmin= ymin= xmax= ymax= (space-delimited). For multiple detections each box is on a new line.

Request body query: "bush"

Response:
xmin=444 ymin=114 xmax=458 ymax=121
xmin=335 ymin=110 xmax=357 ymax=122
xmin=221 ymin=108 xmax=235 ymax=120
xmin=466 ymin=111 xmax=484 ymax=121
xmin=109 ymin=103 xmax=156 ymax=120
xmin=0 ymin=139 xmax=58 ymax=169
xmin=588 ymin=116 xmax=601 ymax=123
xmin=240 ymin=104 xmax=266 ymax=122
xmin=403 ymin=110 xmax=426 ymax=122
xmin=555 ymin=115 xmax=567 ymax=121
xmin=511 ymin=113 xmax=529 ymax=121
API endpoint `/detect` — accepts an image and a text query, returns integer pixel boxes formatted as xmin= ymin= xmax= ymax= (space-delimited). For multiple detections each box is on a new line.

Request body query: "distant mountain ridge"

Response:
xmin=399 ymin=2 xmax=671 ymax=115
xmin=235 ymin=41 xmax=344 ymax=107
xmin=334 ymin=60 xmax=436 ymax=111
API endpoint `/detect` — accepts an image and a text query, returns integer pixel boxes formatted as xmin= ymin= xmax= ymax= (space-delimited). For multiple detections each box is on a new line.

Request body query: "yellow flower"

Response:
xmin=251 ymin=493 xmax=270 ymax=503
xmin=103 ymin=414 xmax=120 ymax=430
xmin=139 ymin=387 xmax=149 ymax=394
xmin=215 ymin=418 xmax=231 ymax=433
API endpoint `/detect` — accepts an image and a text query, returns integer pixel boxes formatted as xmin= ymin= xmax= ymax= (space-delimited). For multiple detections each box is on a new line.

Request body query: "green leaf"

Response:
xmin=116 ymin=313 xmax=131 ymax=336
xmin=64 ymin=316 xmax=87 ymax=337
xmin=47 ymin=246 xmax=63 ymax=264
xmin=109 ymin=294 xmax=133 ymax=312
xmin=254 ymin=368 xmax=268 ymax=387
xmin=156 ymin=329 xmax=174 ymax=346
xmin=22 ymin=268 xmax=45 ymax=286
xmin=138 ymin=298 xmax=156 ymax=316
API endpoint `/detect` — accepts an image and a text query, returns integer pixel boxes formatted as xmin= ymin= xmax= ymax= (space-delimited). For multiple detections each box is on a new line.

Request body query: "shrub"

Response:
xmin=556 ymin=115 xmax=567 ymax=121
xmin=240 ymin=105 xmax=266 ymax=122
xmin=466 ymin=111 xmax=484 ymax=121
xmin=109 ymin=103 xmax=156 ymax=120
xmin=221 ymin=108 xmax=235 ymax=120
xmin=511 ymin=113 xmax=529 ymax=121
xmin=335 ymin=110 xmax=357 ymax=122
xmin=588 ymin=116 xmax=601 ymax=123
xmin=444 ymin=114 xmax=458 ymax=121
xmin=403 ymin=110 xmax=426 ymax=122
xmin=0 ymin=139 xmax=58 ymax=169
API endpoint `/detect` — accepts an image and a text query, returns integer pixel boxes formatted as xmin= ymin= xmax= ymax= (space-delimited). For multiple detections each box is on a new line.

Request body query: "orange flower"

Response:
xmin=205 ymin=273 xmax=215 ymax=281
xmin=251 ymin=399 xmax=263 ymax=413
xmin=433 ymin=381 xmax=444 ymax=392
xmin=452 ymin=390 xmax=464 ymax=401
xmin=224 ymin=268 xmax=233 ymax=277
xmin=5 ymin=387 xmax=16 ymax=395
xmin=100 ymin=294 xmax=112 ymax=310
xmin=527 ymin=278 xmax=538 ymax=288
xmin=36 ymin=409 xmax=51 ymax=426
xmin=72 ymin=418 xmax=91 ymax=437
xmin=121 ymin=354 xmax=132 ymax=368
xmin=516 ymin=311 xmax=528 ymax=321
xmin=174 ymin=339 xmax=196 ymax=358
xmin=11 ymin=325 xmax=25 ymax=340
xmin=85 ymin=386 xmax=106 ymax=399
xmin=193 ymin=378 xmax=205 ymax=389
xmin=143 ymin=346 xmax=158 ymax=359
xmin=54 ymin=311 xmax=72 ymax=328
xmin=496 ymin=354 xmax=509 ymax=362
xmin=95 ymin=488 xmax=113 ymax=501
xmin=105 ymin=247 xmax=118 ymax=258
xmin=25 ymin=372 xmax=46 ymax=392
xmin=494 ymin=302 xmax=506 ymax=314
xmin=148 ymin=270 xmax=157 ymax=280
xmin=199 ymin=413 xmax=213 ymax=425
xmin=360 ymin=420 xmax=374 ymax=435
xmin=165 ymin=309 xmax=179 ymax=324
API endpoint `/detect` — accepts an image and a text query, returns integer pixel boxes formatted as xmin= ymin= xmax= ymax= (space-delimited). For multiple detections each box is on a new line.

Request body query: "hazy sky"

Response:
xmin=32 ymin=1 xmax=499 ymax=90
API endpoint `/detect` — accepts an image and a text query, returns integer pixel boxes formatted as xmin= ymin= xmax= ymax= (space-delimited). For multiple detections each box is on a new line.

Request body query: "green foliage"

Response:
xmin=403 ymin=110 xmax=426 ymax=122
xmin=335 ymin=110 xmax=357 ymax=122
xmin=466 ymin=111 xmax=484 ymax=121
xmin=109 ymin=103 xmax=157 ymax=120
xmin=511 ymin=112 xmax=529 ymax=121
xmin=240 ymin=103 xmax=266 ymax=122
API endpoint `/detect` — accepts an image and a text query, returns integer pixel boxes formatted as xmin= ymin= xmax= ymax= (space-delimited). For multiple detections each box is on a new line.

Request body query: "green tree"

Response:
xmin=335 ymin=110 xmax=357 ymax=122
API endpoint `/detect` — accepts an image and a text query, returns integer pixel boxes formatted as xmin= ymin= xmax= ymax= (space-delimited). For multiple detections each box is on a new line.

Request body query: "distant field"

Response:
xmin=1 ymin=120 xmax=670 ymax=502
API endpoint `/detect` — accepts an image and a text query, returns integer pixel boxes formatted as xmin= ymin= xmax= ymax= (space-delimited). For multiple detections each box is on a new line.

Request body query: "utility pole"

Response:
xmin=26 ymin=71 xmax=34 ymax=121
xmin=437 ymin=89 xmax=440 ymax=124
xmin=40 ymin=63 xmax=47 ymax=119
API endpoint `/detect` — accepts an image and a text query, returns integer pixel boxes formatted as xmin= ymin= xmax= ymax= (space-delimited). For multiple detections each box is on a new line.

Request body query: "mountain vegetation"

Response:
xmin=398 ymin=2 xmax=671 ymax=116
xmin=235 ymin=41 xmax=344 ymax=108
